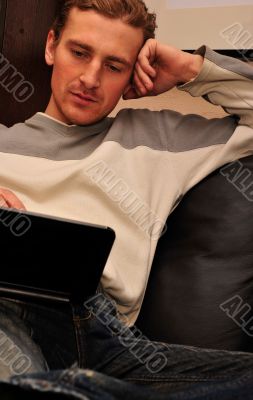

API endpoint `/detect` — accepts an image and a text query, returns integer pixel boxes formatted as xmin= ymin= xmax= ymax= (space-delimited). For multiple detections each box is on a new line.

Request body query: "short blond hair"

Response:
xmin=51 ymin=0 xmax=157 ymax=43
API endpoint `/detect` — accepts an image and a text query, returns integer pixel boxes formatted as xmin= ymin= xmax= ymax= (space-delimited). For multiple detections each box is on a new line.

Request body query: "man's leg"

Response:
xmin=0 ymin=294 xmax=252 ymax=399
xmin=0 ymin=297 xmax=167 ymax=400
xmin=0 ymin=298 xmax=48 ymax=381
xmin=73 ymin=293 xmax=253 ymax=396
xmin=0 ymin=297 xmax=78 ymax=371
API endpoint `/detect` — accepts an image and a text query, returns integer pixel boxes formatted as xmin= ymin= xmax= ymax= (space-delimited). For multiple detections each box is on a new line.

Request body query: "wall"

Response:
xmin=110 ymin=87 xmax=227 ymax=120
xmin=0 ymin=0 xmax=58 ymax=127
xmin=0 ymin=0 xmax=251 ymax=125
xmin=110 ymin=61 xmax=253 ymax=119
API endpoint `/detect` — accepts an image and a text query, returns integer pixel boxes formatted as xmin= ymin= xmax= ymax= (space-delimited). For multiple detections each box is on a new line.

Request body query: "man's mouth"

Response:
xmin=71 ymin=92 xmax=98 ymax=103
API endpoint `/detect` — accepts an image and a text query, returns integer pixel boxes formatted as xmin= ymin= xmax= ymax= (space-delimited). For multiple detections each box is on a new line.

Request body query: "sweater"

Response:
xmin=0 ymin=45 xmax=253 ymax=325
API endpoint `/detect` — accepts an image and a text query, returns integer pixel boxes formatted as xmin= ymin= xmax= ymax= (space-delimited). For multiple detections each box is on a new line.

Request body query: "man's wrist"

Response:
xmin=179 ymin=53 xmax=204 ymax=84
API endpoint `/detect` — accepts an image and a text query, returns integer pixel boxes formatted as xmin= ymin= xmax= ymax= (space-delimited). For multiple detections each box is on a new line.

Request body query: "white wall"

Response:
xmin=144 ymin=0 xmax=253 ymax=50
xmin=109 ymin=88 xmax=227 ymax=120
xmin=109 ymin=2 xmax=253 ymax=120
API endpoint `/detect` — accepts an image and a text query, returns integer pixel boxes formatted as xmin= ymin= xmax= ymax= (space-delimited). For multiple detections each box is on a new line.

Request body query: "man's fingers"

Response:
xmin=0 ymin=195 xmax=8 ymax=208
xmin=123 ymin=46 xmax=157 ymax=100
xmin=123 ymin=72 xmax=154 ymax=100
xmin=135 ymin=62 xmax=154 ymax=92
xmin=122 ymin=87 xmax=138 ymax=100
xmin=133 ymin=70 xmax=147 ymax=96
xmin=137 ymin=55 xmax=157 ymax=78
xmin=0 ymin=189 xmax=26 ymax=210
xmin=137 ymin=38 xmax=157 ymax=65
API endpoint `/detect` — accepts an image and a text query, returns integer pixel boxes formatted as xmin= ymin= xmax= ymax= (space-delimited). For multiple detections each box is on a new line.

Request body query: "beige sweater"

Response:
xmin=0 ymin=46 xmax=253 ymax=325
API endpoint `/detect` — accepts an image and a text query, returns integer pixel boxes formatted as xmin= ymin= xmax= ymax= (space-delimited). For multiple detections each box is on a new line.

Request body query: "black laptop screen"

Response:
xmin=0 ymin=208 xmax=115 ymax=303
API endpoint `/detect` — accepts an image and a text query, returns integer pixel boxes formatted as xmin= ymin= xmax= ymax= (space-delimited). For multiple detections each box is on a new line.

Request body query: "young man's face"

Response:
xmin=45 ymin=8 xmax=144 ymax=125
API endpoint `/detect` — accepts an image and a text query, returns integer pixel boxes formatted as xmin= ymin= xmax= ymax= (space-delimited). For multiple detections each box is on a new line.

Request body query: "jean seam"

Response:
xmin=71 ymin=304 xmax=92 ymax=369
xmin=72 ymin=318 xmax=83 ymax=368
xmin=73 ymin=311 xmax=95 ymax=322
xmin=124 ymin=375 xmax=234 ymax=382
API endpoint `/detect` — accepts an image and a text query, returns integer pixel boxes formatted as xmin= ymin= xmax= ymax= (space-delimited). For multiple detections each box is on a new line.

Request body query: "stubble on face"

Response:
xmin=45 ymin=9 xmax=144 ymax=126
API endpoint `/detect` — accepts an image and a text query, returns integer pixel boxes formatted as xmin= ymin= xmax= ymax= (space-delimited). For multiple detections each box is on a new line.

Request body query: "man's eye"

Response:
xmin=108 ymin=65 xmax=121 ymax=73
xmin=71 ymin=50 xmax=88 ymax=58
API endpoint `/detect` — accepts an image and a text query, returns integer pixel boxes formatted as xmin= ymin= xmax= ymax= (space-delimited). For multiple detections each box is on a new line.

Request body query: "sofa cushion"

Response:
xmin=137 ymin=155 xmax=253 ymax=351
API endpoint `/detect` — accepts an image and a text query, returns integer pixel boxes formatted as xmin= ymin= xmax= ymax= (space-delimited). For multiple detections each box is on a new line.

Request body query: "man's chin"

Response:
xmin=65 ymin=109 xmax=108 ymax=126
xmin=75 ymin=117 xmax=106 ymax=126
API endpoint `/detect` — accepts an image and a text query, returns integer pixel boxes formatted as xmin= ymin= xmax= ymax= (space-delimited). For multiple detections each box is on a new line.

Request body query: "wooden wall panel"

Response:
xmin=0 ymin=0 xmax=7 ymax=52
xmin=0 ymin=0 xmax=59 ymax=127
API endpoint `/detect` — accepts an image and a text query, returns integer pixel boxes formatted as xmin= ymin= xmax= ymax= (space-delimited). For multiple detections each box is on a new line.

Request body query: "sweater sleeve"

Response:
xmin=178 ymin=45 xmax=253 ymax=128
xmin=157 ymin=46 xmax=253 ymax=198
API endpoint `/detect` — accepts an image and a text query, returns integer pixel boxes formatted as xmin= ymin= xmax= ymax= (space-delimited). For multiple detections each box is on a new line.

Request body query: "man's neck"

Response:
xmin=38 ymin=112 xmax=76 ymax=127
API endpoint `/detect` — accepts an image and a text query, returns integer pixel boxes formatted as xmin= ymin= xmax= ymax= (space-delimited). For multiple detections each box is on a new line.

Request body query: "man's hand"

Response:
xmin=0 ymin=188 xmax=26 ymax=210
xmin=123 ymin=39 xmax=204 ymax=100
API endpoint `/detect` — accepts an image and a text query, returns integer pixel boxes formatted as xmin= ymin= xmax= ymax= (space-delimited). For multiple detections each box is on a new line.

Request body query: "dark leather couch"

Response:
xmin=137 ymin=155 xmax=253 ymax=352
xmin=2 ymin=0 xmax=253 ymax=354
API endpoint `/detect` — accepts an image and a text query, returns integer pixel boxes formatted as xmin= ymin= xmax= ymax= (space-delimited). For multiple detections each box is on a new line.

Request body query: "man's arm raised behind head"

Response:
xmin=124 ymin=40 xmax=253 ymax=128
xmin=123 ymin=39 xmax=204 ymax=100
xmin=177 ymin=45 xmax=253 ymax=128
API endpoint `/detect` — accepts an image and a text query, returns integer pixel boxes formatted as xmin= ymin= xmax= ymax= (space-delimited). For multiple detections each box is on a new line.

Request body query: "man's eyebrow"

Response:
xmin=67 ymin=40 xmax=132 ymax=68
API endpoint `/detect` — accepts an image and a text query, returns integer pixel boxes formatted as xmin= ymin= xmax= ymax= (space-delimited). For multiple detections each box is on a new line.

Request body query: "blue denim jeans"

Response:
xmin=0 ymin=293 xmax=253 ymax=399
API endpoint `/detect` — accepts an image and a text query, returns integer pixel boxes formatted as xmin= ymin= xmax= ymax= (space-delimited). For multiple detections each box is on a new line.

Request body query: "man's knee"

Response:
xmin=0 ymin=299 xmax=48 ymax=381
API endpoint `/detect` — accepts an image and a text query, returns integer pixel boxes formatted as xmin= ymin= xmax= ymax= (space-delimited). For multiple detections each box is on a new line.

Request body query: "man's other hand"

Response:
xmin=123 ymin=39 xmax=204 ymax=100
xmin=0 ymin=188 xmax=26 ymax=210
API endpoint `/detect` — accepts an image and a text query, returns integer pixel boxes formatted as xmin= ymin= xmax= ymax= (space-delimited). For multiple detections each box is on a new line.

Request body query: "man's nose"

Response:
xmin=79 ymin=62 xmax=101 ymax=90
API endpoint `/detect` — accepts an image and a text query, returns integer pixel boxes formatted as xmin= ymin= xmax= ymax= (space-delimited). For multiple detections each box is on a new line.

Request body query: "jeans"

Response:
xmin=0 ymin=293 xmax=253 ymax=399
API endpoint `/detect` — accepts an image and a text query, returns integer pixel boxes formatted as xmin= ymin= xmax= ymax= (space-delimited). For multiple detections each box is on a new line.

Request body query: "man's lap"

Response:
xmin=0 ymin=298 xmax=48 ymax=380
xmin=0 ymin=295 xmax=253 ymax=399
xmin=1 ymin=367 xmax=253 ymax=400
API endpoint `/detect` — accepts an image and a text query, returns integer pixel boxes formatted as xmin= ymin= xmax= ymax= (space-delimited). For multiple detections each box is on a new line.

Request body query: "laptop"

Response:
xmin=0 ymin=207 xmax=115 ymax=304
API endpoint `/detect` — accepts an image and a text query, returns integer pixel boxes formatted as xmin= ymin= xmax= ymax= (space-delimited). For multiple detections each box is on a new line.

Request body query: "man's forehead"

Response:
xmin=62 ymin=8 xmax=144 ymax=59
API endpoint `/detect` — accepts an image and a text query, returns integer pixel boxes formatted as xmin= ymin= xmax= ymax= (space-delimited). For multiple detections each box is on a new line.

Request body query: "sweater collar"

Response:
xmin=25 ymin=112 xmax=113 ymax=137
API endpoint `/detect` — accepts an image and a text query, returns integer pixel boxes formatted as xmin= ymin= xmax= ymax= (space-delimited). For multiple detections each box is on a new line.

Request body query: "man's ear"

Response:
xmin=45 ymin=30 xmax=57 ymax=66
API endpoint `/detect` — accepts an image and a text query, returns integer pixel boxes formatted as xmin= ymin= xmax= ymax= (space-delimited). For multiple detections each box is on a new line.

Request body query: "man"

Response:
xmin=0 ymin=0 xmax=253 ymax=398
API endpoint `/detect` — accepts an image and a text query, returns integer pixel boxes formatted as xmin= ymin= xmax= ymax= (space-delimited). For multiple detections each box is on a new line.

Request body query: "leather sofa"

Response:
xmin=137 ymin=154 xmax=253 ymax=352
xmin=2 ymin=0 xmax=253 ymax=354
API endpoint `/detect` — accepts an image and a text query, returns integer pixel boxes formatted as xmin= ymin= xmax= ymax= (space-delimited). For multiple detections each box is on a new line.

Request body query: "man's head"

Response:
xmin=45 ymin=0 xmax=157 ymax=126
